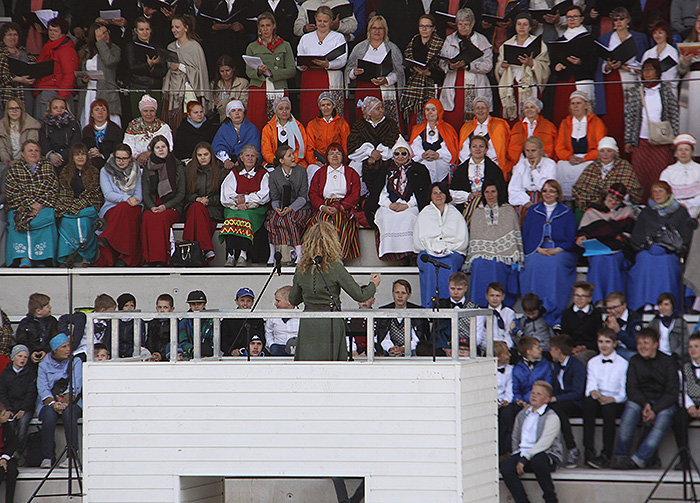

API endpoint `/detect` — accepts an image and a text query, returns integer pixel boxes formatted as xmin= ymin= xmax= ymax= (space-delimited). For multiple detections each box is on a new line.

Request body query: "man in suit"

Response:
xmin=549 ymin=333 xmax=587 ymax=468
xmin=604 ymin=291 xmax=643 ymax=360
xmin=375 ymin=279 xmax=429 ymax=356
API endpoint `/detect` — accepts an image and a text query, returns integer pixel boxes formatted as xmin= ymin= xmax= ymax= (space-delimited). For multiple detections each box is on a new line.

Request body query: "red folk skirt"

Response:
xmin=247 ymin=85 xmax=269 ymax=131
xmin=141 ymin=207 xmax=181 ymax=264
xmin=300 ymin=69 xmax=331 ymax=126
xmin=183 ymin=202 xmax=218 ymax=252
xmin=601 ymin=70 xmax=625 ymax=149
xmin=552 ymin=77 xmax=577 ymax=127
xmin=308 ymin=200 xmax=359 ymax=260
xmin=631 ymin=139 xmax=674 ymax=202
xmin=95 ymin=202 xmax=143 ymax=267
xmin=443 ymin=71 xmax=466 ymax=133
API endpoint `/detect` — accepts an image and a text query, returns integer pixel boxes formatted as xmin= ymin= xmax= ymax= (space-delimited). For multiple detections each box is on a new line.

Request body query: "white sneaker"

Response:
xmin=40 ymin=458 xmax=52 ymax=469
xmin=236 ymin=256 xmax=247 ymax=267
xmin=58 ymin=458 xmax=71 ymax=469
xmin=204 ymin=250 xmax=215 ymax=261
xmin=225 ymin=254 xmax=236 ymax=267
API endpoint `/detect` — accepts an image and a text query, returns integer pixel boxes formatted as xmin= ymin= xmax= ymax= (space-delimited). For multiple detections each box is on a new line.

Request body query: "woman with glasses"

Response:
xmin=438 ymin=8 xmax=493 ymax=133
xmin=547 ymin=5 xmax=597 ymax=126
xmin=308 ymin=143 xmax=361 ymax=260
xmin=642 ymin=21 xmax=679 ymax=89
xmin=0 ymin=22 xmax=35 ymax=112
xmin=346 ymin=15 xmax=404 ymax=126
xmin=576 ymin=182 xmax=636 ymax=303
xmin=402 ymin=15 xmax=444 ymax=127
xmin=0 ymin=98 xmax=40 ymax=166
xmin=596 ymin=7 xmax=647 ymax=148
xmin=96 ymin=144 xmax=143 ymax=266
xmin=520 ymin=179 xmax=577 ymax=325
xmin=371 ymin=136 xmax=431 ymax=261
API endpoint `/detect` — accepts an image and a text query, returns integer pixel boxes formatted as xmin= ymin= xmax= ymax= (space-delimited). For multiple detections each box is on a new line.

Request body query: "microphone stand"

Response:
xmin=646 ymin=218 xmax=700 ymax=503
xmin=28 ymin=225 xmax=94 ymax=501
xmin=312 ymin=258 xmax=341 ymax=361
xmin=228 ymin=253 xmax=282 ymax=360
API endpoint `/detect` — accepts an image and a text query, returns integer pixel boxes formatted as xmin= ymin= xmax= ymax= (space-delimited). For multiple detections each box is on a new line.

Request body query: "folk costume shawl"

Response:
xmin=466 ymin=202 xmax=524 ymax=268
xmin=571 ymin=158 xmax=643 ymax=212
xmin=408 ymin=98 xmax=459 ymax=164
xmin=401 ymin=33 xmax=445 ymax=121
xmin=5 ymin=157 xmax=58 ymax=232
xmin=412 ymin=201 xmax=468 ymax=256
xmin=577 ymin=203 xmax=636 ymax=251
xmin=163 ymin=39 xmax=210 ymax=112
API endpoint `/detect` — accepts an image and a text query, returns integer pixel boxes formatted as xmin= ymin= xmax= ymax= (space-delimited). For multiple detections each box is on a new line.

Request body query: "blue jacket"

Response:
xmin=522 ymin=202 xmax=577 ymax=256
xmin=36 ymin=353 xmax=83 ymax=415
xmin=513 ymin=359 xmax=553 ymax=404
xmin=552 ymin=356 xmax=586 ymax=409
xmin=212 ymin=118 xmax=262 ymax=163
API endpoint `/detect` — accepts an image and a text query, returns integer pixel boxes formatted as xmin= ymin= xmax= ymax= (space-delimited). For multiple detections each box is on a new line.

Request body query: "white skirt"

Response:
xmin=374 ymin=205 xmax=419 ymax=256
xmin=556 ymin=159 xmax=593 ymax=200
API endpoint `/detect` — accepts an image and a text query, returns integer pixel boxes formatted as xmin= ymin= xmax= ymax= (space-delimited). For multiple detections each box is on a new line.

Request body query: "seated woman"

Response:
xmin=508 ymin=136 xmax=557 ymax=220
xmin=4 ymin=140 xmax=58 ymax=267
xmin=520 ymin=179 xmax=577 ymax=326
xmin=624 ymin=58 xmax=679 ymax=202
xmin=261 ymin=97 xmax=308 ymax=167
xmin=96 ymin=144 xmax=143 ymax=267
xmin=438 ymin=8 xmax=492 ymax=133
xmin=55 ymin=143 xmax=103 ymax=265
xmin=264 ymin=144 xmax=312 ymax=266
xmin=450 ymin=134 xmax=506 ymax=222
xmin=346 ymin=96 xmax=400 ymax=195
xmin=628 ymin=181 xmax=690 ymax=311
xmin=212 ymin=100 xmax=262 ymax=170
xmin=413 ymin=181 xmax=468 ymax=307
xmin=660 ymin=134 xmax=700 ymax=218
xmin=506 ymin=97 xmax=557 ymax=169
xmin=211 ymin=55 xmax=250 ymax=125
xmin=81 ymin=99 xmax=122 ymax=170
xmin=39 ymin=97 xmax=81 ymax=172
xmin=220 ymin=144 xmax=270 ymax=267
xmin=183 ymin=142 xmax=226 ymax=263
xmin=308 ymin=143 xmax=361 ymax=260
xmin=467 ymin=181 xmax=523 ymax=307
xmin=372 ymin=136 xmax=431 ymax=261
xmin=555 ymin=91 xmax=607 ymax=200
xmin=495 ymin=13 xmax=550 ymax=124
xmin=123 ymin=94 xmax=174 ymax=166
xmin=141 ymin=135 xmax=186 ymax=266
xmin=173 ymin=100 xmax=218 ymax=161
xmin=576 ymin=183 xmax=636 ymax=303
xmin=408 ymin=98 xmax=458 ymax=184
xmin=572 ymin=136 xmax=642 ymax=213
xmin=457 ymin=96 xmax=510 ymax=176
xmin=0 ymin=98 xmax=40 ymax=166
xmin=345 ymin=15 xmax=405 ymax=126
xmin=305 ymin=92 xmax=350 ymax=171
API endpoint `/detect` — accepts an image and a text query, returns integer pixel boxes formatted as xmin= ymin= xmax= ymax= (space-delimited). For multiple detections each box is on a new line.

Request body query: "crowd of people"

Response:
xmin=1 ymin=0 xmax=700 ymax=499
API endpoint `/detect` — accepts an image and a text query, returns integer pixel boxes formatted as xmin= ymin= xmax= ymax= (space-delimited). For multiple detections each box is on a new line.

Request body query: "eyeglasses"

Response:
xmin=370 ymin=26 xmax=385 ymax=30
xmin=566 ymin=15 xmax=582 ymax=19
xmin=6 ymin=107 xmax=20 ymax=111
xmin=115 ymin=156 xmax=131 ymax=161
xmin=393 ymin=151 xmax=410 ymax=156
xmin=573 ymin=293 xmax=592 ymax=298
xmin=611 ymin=17 xmax=627 ymax=21
xmin=418 ymin=24 xmax=434 ymax=29
xmin=606 ymin=304 xmax=623 ymax=311
xmin=541 ymin=188 xmax=558 ymax=193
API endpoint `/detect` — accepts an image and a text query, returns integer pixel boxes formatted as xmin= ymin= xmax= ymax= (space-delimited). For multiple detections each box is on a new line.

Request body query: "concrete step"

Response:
xmin=15 ymin=467 xmax=84 ymax=502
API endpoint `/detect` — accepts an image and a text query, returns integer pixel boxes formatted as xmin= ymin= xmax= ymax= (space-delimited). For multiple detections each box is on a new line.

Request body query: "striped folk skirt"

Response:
xmin=308 ymin=200 xmax=359 ymax=260
xmin=219 ymin=206 xmax=268 ymax=243
xmin=631 ymin=139 xmax=674 ymax=202
xmin=264 ymin=208 xmax=312 ymax=246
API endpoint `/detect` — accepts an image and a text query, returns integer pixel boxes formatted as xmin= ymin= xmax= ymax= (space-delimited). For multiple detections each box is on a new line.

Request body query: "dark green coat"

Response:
xmin=289 ymin=261 xmax=376 ymax=361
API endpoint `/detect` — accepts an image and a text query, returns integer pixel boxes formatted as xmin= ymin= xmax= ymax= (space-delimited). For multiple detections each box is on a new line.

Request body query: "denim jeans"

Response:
xmin=9 ymin=412 xmax=32 ymax=455
xmin=615 ymin=400 xmax=676 ymax=466
xmin=39 ymin=404 xmax=83 ymax=460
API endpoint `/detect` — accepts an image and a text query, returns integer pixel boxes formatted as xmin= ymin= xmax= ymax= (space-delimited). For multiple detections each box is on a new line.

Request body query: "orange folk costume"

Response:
xmin=507 ymin=116 xmax=558 ymax=169
xmin=554 ymin=114 xmax=608 ymax=162
xmin=408 ymin=98 xmax=459 ymax=183
xmin=305 ymin=114 xmax=351 ymax=165
xmin=458 ymin=116 xmax=511 ymax=177
xmin=261 ymin=116 xmax=309 ymax=167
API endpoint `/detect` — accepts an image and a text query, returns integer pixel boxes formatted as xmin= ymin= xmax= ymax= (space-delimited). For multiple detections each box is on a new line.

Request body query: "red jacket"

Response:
xmin=35 ymin=35 xmax=79 ymax=99
xmin=309 ymin=165 xmax=360 ymax=212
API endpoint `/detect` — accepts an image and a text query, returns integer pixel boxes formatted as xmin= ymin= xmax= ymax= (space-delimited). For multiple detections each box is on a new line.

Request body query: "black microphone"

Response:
xmin=420 ymin=254 xmax=450 ymax=269
xmin=274 ymin=251 xmax=282 ymax=276
xmin=688 ymin=218 xmax=699 ymax=230
xmin=93 ymin=217 xmax=107 ymax=232
xmin=312 ymin=255 xmax=324 ymax=266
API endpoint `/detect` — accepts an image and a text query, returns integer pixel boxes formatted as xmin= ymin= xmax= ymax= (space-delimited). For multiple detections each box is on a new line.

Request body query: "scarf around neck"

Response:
xmin=45 ymin=110 xmax=73 ymax=127
xmin=104 ymin=155 xmax=140 ymax=193
xmin=147 ymin=153 xmax=177 ymax=199
xmin=649 ymin=194 xmax=681 ymax=217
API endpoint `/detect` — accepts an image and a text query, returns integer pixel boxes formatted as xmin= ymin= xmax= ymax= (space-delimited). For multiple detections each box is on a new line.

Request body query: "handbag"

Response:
xmin=172 ymin=240 xmax=205 ymax=267
xmin=640 ymin=88 xmax=674 ymax=146
xmin=646 ymin=224 xmax=684 ymax=254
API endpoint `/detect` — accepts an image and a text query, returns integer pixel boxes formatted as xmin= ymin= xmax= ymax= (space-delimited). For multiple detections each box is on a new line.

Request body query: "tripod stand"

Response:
xmin=646 ymin=219 xmax=700 ymax=503
xmin=27 ymin=228 xmax=92 ymax=501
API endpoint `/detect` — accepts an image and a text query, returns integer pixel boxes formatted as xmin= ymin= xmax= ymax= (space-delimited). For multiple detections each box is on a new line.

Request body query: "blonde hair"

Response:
xmin=275 ymin=285 xmax=292 ymax=297
xmin=366 ymin=15 xmax=389 ymax=42
xmin=298 ymin=221 xmax=342 ymax=273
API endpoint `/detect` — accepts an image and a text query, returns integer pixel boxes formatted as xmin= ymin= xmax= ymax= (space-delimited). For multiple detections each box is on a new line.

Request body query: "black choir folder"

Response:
xmin=297 ymin=44 xmax=346 ymax=67
xmin=357 ymin=52 xmax=393 ymax=81
xmin=443 ymin=39 xmax=484 ymax=66
xmin=503 ymin=36 xmax=542 ymax=65
xmin=547 ymin=33 xmax=591 ymax=65
xmin=307 ymin=3 xmax=354 ymax=25
xmin=8 ymin=58 xmax=53 ymax=79
xmin=595 ymin=37 xmax=638 ymax=63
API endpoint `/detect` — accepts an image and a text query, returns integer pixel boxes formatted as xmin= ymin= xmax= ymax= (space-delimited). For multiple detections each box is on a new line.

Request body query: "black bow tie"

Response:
xmin=617 ymin=318 xmax=626 ymax=328
xmin=602 ymin=359 xmax=613 ymax=364
xmin=282 ymin=318 xmax=290 ymax=323
xmin=452 ymin=301 xmax=464 ymax=309
xmin=497 ymin=367 xmax=506 ymax=374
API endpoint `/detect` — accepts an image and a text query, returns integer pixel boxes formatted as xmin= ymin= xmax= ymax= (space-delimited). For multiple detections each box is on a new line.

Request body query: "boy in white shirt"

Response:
xmin=495 ymin=341 xmax=516 ymax=457
xmin=265 ymin=286 xmax=299 ymax=356
xmin=583 ymin=327 xmax=628 ymax=469
xmin=477 ymin=282 xmax=516 ymax=355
